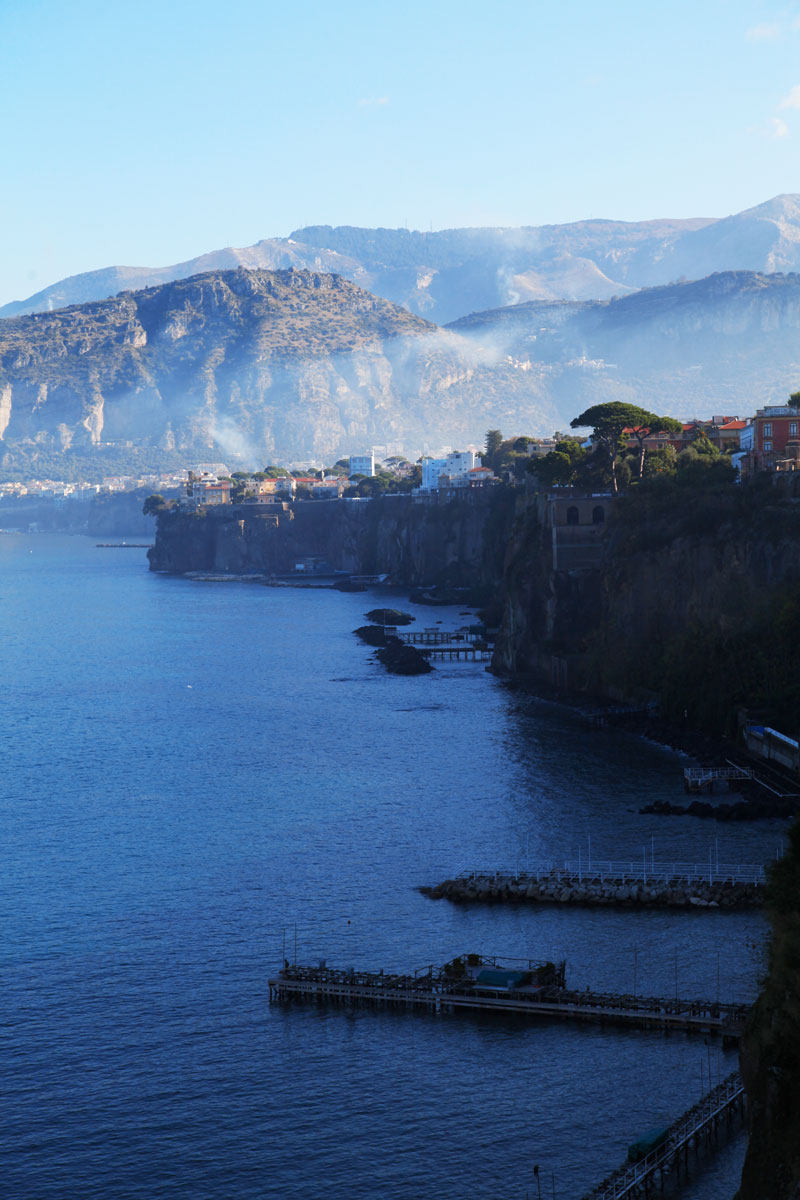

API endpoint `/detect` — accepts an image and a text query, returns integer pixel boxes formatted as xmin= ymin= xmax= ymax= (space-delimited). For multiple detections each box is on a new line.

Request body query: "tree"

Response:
xmin=571 ymin=402 xmax=681 ymax=491
xmin=483 ymin=429 xmax=503 ymax=467
xmin=789 ymin=392 xmax=800 ymax=409
xmin=625 ymin=414 xmax=683 ymax=478
xmin=527 ymin=438 xmax=588 ymax=487
xmin=142 ymin=493 xmax=168 ymax=516
xmin=642 ymin=445 xmax=677 ymax=479
xmin=686 ymin=430 xmax=719 ymax=457
xmin=491 ymin=435 xmax=540 ymax=479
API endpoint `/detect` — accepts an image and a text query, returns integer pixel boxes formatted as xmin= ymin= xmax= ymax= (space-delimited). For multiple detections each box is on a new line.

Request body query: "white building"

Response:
xmin=349 ymin=453 xmax=375 ymax=477
xmin=421 ymin=450 xmax=479 ymax=492
xmin=421 ymin=457 xmax=446 ymax=490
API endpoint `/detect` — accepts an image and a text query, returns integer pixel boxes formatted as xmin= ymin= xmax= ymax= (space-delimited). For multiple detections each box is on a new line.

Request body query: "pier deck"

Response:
xmin=684 ymin=765 xmax=754 ymax=792
xmin=396 ymin=628 xmax=484 ymax=645
xmin=421 ymin=645 xmax=491 ymax=661
xmin=268 ymin=958 xmax=748 ymax=1040
xmin=455 ymin=858 xmax=766 ymax=887
xmin=582 ymin=1071 xmax=746 ymax=1199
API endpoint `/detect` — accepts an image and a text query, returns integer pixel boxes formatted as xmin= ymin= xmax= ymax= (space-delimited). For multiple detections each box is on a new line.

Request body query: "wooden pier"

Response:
xmin=684 ymin=765 xmax=753 ymax=792
xmin=581 ymin=1071 xmax=746 ymax=1199
xmin=391 ymin=627 xmax=491 ymax=662
xmin=421 ymin=645 xmax=491 ymax=662
xmin=268 ymin=955 xmax=749 ymax=1040
xmin=583 ymin=704 xmax=655 ymax=726
xmin=395 ymin=628 xmax=487 ymax=646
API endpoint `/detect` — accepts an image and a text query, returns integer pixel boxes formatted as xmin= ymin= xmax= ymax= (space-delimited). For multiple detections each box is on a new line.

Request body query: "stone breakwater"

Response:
xmin=420 ymin=873 xmax=764 ymax=909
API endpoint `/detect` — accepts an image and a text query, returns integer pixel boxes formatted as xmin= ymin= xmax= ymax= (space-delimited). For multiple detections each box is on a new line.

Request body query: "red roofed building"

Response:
xmin=750 ymin=405 xmax=800 ymax=468
xmin=625 ymin=416 xmax=748 ymax=456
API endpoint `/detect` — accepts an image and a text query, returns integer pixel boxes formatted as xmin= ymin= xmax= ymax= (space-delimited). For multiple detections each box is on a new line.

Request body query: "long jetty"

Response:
xmin=581 ymin=1071 xmax=746 ymax=1200
xmin=268 ymin=955 xmax=749 ymax=1040
xmin=422 ymin=859 xmax=765 ymax=909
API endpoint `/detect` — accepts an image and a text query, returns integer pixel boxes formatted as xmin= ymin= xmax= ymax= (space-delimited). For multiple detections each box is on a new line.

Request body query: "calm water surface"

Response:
xmin=0 ymin=535 xmax=781 ymax=1199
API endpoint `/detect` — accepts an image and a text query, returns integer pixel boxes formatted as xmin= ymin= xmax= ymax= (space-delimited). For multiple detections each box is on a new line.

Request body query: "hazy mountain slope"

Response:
xmin=7 ymin=197 xmax=800 ymax=327
xmin=286 ymin=219 xmax=716 ymax=319
xmin=448 ymin=270 xmax=800 ymax=418
xmin=630 ymin=195 xmax=800 ymax=286
xmin=0 ymin=213 xmax=721 ymax=324
xmin=0 ymin=240 xmax=365 ymax=319
xmin=0 ymin=269 xmax=556 ymax=477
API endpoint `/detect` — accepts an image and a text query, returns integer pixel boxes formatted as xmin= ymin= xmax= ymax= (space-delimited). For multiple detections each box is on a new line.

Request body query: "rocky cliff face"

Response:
xmin=493 ymin=476 xmax=800 ymax=732
xmin=0 ymin=268 xmax=554 ymax=478
xmin=148 ymin=491 xmax=515 ymax=594
xmin=0 ymin=488 xmax=166 ymax=535
xmin=737 ymin=822 xmax=800 ymax=1200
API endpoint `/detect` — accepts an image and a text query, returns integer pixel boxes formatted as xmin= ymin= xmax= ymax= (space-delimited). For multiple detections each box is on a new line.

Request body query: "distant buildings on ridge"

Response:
xmin=5 ymin=399 xmax=800 ymax=505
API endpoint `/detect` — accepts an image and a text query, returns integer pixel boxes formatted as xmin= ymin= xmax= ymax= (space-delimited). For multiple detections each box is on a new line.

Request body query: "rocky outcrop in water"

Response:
xmin=376 ymin=638 xmax=432 ymax=675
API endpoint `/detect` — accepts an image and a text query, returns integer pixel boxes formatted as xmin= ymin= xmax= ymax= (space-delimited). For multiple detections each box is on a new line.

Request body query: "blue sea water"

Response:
xmin=0 ymin=534 xmax=781 ymax=1199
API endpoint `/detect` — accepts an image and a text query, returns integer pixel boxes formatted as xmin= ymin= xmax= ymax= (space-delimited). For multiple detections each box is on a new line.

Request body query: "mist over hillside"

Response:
xmin=448 ymin=270 xmax=800 ymax=419
xmin=2 ymin=265 xmax=800 ymax=480
xmin=0 ymin=268 xmax=556 ymax=479
xmin=5 ymin=194 xmax=800 ymax=326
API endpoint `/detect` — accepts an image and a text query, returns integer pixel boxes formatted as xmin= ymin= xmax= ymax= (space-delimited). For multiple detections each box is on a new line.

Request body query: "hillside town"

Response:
xmin=1 ymin=400 xmax=798 ymax=509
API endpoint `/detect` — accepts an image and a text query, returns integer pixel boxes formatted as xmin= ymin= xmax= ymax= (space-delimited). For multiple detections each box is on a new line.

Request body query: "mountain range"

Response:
xmin=2 ymin=264 xmax=800 ymax=479
xmin=3 ymin=194 xmax=800 ymax=478
xmin=0 ymin=269 xmax=556 ymax=478
xmin=448 ymin=270 xmax=800 ymax=422
xmin=5 ymin=194 xmax=800 ymax=326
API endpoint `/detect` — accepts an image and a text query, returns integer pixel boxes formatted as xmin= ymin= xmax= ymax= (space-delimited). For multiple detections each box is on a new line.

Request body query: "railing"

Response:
xmin=395 ymin=629 xmax=484 ymax=644
xmin=684 ymin=766 xmax=753 ymax=784
xmin=456 ymin=860 xmax=766 ymax=886
xmin=582 ymin=1072 xmax=745 ymax=1200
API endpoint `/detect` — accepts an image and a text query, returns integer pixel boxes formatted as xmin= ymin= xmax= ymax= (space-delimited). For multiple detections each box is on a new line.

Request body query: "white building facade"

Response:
xmin=420 ymin=450 xmax=479 ymax=492
xmin=349 ymin=454 xmax=375 ymax=477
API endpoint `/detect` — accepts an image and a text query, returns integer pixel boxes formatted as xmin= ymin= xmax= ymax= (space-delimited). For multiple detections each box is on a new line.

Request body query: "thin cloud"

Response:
xmin=358 ymin=96 xmax=389 ymax=107
xmin=746 ymin=21 xmax=782 ymax=39
xmin=779 ymin=84 xmax=800 ymax=109
xmin=769 ymin=116 xmax=790 ymax=138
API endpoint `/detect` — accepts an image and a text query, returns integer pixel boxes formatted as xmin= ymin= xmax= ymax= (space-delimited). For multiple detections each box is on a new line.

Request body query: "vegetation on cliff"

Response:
xmin=738 ymin=819 xmax=800 ymax=1200
xmin=589 ymin=473 xmax=800 ymax=737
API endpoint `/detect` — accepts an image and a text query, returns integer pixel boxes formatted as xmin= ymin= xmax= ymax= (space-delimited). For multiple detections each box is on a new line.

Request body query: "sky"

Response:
xmin=0 ymin=0 xmax=799 ymax=306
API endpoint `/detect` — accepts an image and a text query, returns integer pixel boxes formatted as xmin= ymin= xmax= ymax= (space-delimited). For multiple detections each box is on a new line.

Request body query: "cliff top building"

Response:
xmin=349 ymin=453 xmax=375 ymax=477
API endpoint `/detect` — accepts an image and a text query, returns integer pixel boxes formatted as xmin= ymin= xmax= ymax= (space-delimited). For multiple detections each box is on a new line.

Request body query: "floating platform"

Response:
xmin=268 ymin=954 xmax=749 ymax=1040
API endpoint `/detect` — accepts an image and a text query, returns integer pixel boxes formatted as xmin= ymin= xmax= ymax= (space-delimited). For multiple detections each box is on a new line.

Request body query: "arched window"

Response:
xmin=566 ymin=506 xmax=579 ymax=526
xmin=592 ymin=505 xmax=605 ymax=525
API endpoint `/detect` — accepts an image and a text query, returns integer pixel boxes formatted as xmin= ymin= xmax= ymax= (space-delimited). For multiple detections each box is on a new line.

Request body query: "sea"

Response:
xmin=1 ymin=533 xmax=786 ymax=1200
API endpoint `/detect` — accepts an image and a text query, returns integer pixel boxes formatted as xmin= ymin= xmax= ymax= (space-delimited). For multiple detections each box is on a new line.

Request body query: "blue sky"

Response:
xmin=1 ymin=0 xmax=799 ymax=305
